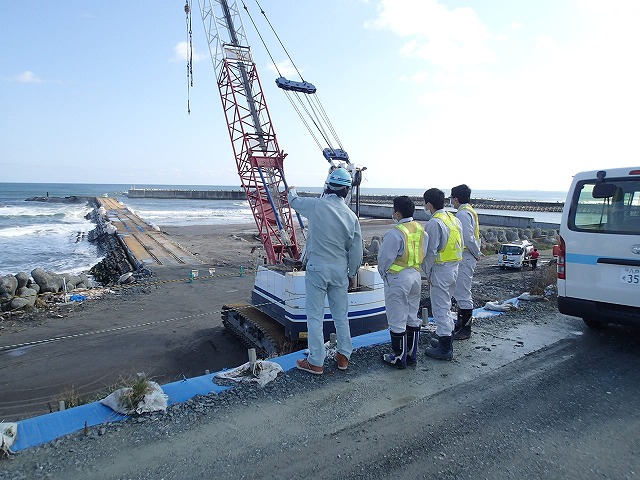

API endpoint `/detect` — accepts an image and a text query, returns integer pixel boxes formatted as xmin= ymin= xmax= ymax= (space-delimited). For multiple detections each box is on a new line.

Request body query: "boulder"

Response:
xmin=16 ymin=272 xmax=30 ymax=289
xmin=27 ymin=281 xmax=41 ymax=294
xmin=13 ymin=287 xmax=37 ymax=308
xmin=506 ymin=230 xmax=519 ymax=242
xmin=0 ymin=292 xmax=12 ymax=311
xmin=31 ymin=268 xmax=65 ymax=293
xmin=0 ymin=275 xmax=18 ymax=296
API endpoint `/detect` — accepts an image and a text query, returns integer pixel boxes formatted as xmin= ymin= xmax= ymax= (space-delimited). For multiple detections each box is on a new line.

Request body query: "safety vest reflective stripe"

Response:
xmin=433 ymin=211 xmax=463 ymax=264
xmin=389 ymin=221 xmax=425 ymax=272
xmin=459 ymin=204 xmax=480 ymax=240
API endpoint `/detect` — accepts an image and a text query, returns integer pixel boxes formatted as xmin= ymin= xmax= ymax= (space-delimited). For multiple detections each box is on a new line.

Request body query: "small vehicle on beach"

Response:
xmin=497 ymin=240 xmax=534 ymax=269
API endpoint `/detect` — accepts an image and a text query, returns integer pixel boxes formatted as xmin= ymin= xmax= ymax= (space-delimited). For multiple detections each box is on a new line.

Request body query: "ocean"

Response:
xmin=0 ymin=183 xmax=567 ymax=277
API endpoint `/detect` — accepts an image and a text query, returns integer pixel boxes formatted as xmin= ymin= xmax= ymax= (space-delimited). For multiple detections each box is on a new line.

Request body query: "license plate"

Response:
xmin=619 ymin=267 xmax=640 ymax=285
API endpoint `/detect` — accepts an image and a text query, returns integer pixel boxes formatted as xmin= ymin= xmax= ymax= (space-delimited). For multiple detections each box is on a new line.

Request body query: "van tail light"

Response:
xmin=556 ymin=235 xmax=566 ymax=280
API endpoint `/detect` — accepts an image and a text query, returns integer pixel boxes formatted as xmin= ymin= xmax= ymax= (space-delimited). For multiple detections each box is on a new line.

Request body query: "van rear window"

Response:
xmin=570 ymin=178 xmax=640 ymax=234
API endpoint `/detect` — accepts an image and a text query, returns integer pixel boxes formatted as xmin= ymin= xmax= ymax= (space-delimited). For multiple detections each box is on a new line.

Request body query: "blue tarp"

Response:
xmin=11 ymin=301 xmax=516 ymax=451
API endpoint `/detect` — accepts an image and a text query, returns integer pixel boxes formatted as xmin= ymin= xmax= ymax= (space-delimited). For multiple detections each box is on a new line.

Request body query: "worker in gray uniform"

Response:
xmin=422 ymin=188 xmax=463 ymax=360
xmin=377 ymin=196 xmax=427 ymax=369
xmin=287 ymin=167 xmax=363 ymax=375
xmin=450 ymin=184 xmax=481 ymax=340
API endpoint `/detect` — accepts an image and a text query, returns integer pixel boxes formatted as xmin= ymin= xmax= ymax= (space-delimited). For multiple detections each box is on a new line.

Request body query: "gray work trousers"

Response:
xmin=452 ymin=251 xmax=477 ymax=310
xmin=383 ymin=268 xmax=422 ymax=333
xmin=429 ymin=261 xmax=459 ymax=337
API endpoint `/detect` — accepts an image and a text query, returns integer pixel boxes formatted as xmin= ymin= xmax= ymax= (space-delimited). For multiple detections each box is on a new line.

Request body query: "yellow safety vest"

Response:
xmin=433 ymin=211 xmax=463 ymax=264
xmin=459 ymin=204 xmax=480 ymax=240
xmin=389 ymin=221 xmax=425 ymax=272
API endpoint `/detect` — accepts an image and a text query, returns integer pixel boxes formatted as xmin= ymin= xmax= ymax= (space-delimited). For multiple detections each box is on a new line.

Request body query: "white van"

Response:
xmin=555 ymin=167 xmax=640 ymax=328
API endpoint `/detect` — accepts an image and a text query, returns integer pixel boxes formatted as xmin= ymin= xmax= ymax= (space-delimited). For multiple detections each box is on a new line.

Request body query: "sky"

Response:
xmin=2 ymin=0 xmax=640 ymax=192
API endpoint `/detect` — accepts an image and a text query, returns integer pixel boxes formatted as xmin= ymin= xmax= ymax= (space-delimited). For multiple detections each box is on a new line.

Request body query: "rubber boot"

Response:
xmin=382 ymin=331 xmax=407 ymax=369
xmin=406 ymin=326 xmax=420 ymax=366
xmin=424 ymin=335 xmax=453 ymax=361
xmin=453 ymin=308 xmax=473 ymax=340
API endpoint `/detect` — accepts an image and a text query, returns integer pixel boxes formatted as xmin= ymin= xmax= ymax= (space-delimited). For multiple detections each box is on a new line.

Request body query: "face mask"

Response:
xmin=423 ymin=206 xmax=432 ymax=220
xmin=392 ymin=212 xmax=399 ymax=224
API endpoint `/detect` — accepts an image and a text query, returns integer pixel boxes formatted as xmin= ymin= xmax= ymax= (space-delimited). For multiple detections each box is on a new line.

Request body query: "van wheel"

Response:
xmin=583 ymin=317 xmax=605 ymax=329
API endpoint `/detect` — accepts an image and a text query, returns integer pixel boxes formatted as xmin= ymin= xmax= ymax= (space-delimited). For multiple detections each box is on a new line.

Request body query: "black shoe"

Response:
xmin=425 ymin=335 xmax=453 ymax=361
xmin=453 ymin=309 xmax=473 ymax=340
xmin=453 ymin=324 xmax=471 ymax=340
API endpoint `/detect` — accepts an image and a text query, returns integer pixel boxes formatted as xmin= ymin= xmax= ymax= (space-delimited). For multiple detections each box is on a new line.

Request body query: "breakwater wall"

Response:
xmin=127 ymin=189 xmax=563 ymax=213
xmin=128 ymin=188 xmax=245 ymax=200
xmin=349 ymin=194 xmax=563 ymax=213
xmin=357 ymin=204 xmax=559 ymax=230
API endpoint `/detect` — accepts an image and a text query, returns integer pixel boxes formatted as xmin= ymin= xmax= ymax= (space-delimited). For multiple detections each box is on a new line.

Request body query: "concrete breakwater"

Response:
xmin=127 ymin=189 xmax=563 ymax=212
xmin=127 ymin=188 xmax=245 ymax=200
xmin=348 ymin=194 xmax=564 ymax=213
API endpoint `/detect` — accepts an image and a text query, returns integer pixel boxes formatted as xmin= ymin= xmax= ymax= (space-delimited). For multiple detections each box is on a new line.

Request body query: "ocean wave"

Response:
xmin=0 ymin=204 xmax=92 ymax=220
xmin=0 ymin=221 xmax=94 ymax=239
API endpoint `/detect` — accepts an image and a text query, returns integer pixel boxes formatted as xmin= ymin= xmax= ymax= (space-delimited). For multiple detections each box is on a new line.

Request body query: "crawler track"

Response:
xmin=222 ymin=304 xmax=297 ymax=358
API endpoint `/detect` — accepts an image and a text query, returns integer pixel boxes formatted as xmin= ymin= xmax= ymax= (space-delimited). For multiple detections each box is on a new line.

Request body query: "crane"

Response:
xmin=195 ymin=0 xmax=301 ymax=265
xmin=190 ymin=0 xmax=386 ymax=356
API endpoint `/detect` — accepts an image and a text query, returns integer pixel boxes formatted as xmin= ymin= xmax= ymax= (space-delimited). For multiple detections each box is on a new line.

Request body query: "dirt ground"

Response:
xmin=0 ymin=218 xmax=554 ymax=421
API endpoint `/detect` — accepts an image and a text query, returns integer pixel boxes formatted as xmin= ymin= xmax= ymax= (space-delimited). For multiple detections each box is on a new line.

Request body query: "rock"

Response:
xmin=63 ymin=273 xmax=83 ymax=289
xmin=31 ymin=268 xmax=65 ymax=293
xmin=13 ymin=287 xmax=37 ymax=308
xmin=16 ymin=272 xmax=30 ymax=289
xmin=0 ymin=275 xmax=18 ymax=296
xmin=118 ymin=272 xmax=134 ymax=284
xmin=28 ymin=281 xmax=41 ymax=294
xmin=506 ymin=230 xmax=519 ymax=242
xmin=0 ymin=292 xmax=12 ymax=311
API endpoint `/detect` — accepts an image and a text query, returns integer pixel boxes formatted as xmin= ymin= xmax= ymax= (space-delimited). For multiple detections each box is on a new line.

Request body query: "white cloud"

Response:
xmin=367 ymin=0 xmax=495 ymax=69
xmin=15 ymin=71 xmax=44 ymax=83
xmin=267 ymin=59 xmax=299 ymax=79
xmin=172 ymin=41 xmax=206 ymax=63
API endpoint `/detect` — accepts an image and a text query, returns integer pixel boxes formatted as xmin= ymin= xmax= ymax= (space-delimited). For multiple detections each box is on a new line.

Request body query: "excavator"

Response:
xmin=188 ymin=0 xmax=386 ymax=357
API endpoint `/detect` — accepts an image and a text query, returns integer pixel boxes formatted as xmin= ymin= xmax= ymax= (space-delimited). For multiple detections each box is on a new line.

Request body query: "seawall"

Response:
xmin=358 ymin=204 xmax=559 ymax=230
xmin=126 ymin=189 xmax=560 ymax=229
xmin=127 ymin=189 xmax=563 ymax=212
xmin=128 ymin=188 xmax=245 ymax=200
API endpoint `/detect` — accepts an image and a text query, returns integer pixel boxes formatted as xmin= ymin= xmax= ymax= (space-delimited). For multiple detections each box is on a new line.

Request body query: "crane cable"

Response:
xmin=242 ymin=1 xmax=345 ymax=156
xmin=185 ymin=0 xmax=194 ymax=114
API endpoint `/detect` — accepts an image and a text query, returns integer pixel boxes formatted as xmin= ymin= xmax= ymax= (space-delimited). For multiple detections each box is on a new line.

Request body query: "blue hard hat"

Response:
xmin=327 ymin=167 xmax=352 ymax=188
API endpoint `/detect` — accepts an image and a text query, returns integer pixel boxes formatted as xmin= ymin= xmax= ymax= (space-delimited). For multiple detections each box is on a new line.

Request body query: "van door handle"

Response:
xmin=597 ymin=258 xmax=640 ymax=267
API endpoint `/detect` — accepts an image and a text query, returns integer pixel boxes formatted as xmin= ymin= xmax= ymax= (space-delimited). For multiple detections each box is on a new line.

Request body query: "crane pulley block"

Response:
xmin=275 ymin=77 xmax=316 ymax=94
xmin=322 ymin=148 xmax=350 ymax=163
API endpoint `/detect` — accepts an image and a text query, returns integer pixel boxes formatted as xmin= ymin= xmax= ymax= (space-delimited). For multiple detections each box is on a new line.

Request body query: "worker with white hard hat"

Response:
xmin=287 ymin=167 xmax=363 ymax=374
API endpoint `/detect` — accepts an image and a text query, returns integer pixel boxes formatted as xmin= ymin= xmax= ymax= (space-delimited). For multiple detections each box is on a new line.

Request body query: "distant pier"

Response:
xmin=95 ymin=197 xmax=201 ymax=268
